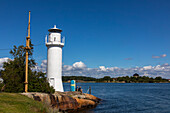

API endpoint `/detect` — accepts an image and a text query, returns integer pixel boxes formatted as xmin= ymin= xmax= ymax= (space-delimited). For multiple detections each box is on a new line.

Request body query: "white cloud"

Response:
xmin=0 ymin=57 xmax=170 ymax=79
xmin=62 ymin=63 xmax=170 ymax=79
xmin=0 ymin=57 xmax=10 ymax=66
xmin=99 ymin=66 xmax=107 ymax=71
xmin=73 ymin=61 xmax=86 ymax=69
xmin=63 ymin=65 xmax=73 ymax=71
xmin=0 ymin=57 xmax=11 ymax=70
xmin=39 ymin=60 xmax=47 ymax=72
xmin=143 ymin=66 xmax=152 ymax=70
xmin=161 ymin=54 xmax=167 ymax=58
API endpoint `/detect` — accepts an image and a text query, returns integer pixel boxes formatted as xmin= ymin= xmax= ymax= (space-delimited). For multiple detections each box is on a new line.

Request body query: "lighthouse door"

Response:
xmin=49 ymin=78 xmax=55 ymax=87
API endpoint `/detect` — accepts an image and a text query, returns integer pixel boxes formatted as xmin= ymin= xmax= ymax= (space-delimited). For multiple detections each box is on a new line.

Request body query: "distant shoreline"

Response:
xmin=62 ymin=75 xmax=170 ymax=83
xmin=63 ymin=81 xmax=170 ymax=83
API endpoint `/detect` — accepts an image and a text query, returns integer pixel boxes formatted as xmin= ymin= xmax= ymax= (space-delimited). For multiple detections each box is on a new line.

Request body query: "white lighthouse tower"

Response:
xmin=45 ymin=25 xmax=64 ymax=92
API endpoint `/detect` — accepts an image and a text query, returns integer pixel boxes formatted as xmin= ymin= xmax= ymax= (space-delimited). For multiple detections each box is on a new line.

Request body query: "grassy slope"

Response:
xmin=0 ymin=93 xmax=47 ymax=113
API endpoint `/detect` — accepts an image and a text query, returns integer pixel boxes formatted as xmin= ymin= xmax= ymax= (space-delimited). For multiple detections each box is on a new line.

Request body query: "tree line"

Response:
xmin=62 ymin=74 xmax=169 ymax=83
xmin=116 ymin=75 xmax=169 ymax=83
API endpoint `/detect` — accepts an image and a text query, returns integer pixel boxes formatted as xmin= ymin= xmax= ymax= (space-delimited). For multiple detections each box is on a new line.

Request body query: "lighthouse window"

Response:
xmin=50 ymin=78 xmax=54 ymax=87
xmin=54 ymin=37 xmax=56 ymax=41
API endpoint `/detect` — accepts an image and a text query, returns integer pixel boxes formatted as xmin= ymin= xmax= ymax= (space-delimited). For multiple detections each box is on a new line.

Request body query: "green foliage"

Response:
xmin=63 ymin=76 xmax=113 ymax=83
xmin=1 ymin=46 xmax=26 ymax=92
xmin=133 ymin=73 xmax=139 ymax=77
xmin=116 ymin=75 xmax=169 ymax=83
xmin=103 ymin=76 xmax=111 ymax=80
xmin=62 ymin=75 xmax=169 ymax=83
xmin=28 ymin=71 xmax=55 ymax=93
xmin=1 ymin=45 xmax=54 ymax=93
xmin=96 ymin=76 xmax=113 ymax=82
xmin=62 ymin=76 xmax=97 ymax=82
xmin=0 ymin=83 xmax=4 ymax=91
xmin=62 ymin=76 xmax=112 ymax=82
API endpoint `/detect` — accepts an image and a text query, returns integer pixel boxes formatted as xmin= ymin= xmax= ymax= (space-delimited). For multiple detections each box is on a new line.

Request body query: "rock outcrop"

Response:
xmin=21 ymin=91 xmax=101 ymax=112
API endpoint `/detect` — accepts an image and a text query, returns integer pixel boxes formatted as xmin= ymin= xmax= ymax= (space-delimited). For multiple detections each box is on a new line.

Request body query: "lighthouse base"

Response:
xmin=48 ymin=78 xmax=64 ymax=92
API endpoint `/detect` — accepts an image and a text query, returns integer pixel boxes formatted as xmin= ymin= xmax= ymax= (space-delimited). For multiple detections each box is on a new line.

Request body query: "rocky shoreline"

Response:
xmin=21 ymin=91 xmax=101 ymax=112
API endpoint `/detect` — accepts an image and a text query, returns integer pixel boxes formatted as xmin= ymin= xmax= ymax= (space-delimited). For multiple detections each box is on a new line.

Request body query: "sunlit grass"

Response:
xmin=0 ymin=93 xmax=47 ymax=113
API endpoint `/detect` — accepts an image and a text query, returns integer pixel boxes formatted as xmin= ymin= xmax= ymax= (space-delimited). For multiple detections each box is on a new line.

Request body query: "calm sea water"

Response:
xmin=63 ymin=83 xmax=170 ymax=113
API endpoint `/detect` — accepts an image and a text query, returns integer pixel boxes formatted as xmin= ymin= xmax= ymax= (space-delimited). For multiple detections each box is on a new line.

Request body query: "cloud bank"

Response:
xmin=0 ymin=57 xmax=170 ymax=79
xmin=37 ymin=60 xmax=170 ymax=79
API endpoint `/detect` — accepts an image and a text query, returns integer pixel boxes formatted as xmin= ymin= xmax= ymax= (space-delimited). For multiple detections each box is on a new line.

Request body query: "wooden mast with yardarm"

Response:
xmin=24 ymin=11 xmax=32 ymax=93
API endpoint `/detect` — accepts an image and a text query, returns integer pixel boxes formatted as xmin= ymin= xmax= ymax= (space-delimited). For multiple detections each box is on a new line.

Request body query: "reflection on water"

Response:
xmin=63 ymin=83 xmax=170 ymax=113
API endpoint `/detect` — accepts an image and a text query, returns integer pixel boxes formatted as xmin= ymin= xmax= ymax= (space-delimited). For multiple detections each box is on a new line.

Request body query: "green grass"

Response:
xmin=0 ymin=93 xmax=47 ymax=113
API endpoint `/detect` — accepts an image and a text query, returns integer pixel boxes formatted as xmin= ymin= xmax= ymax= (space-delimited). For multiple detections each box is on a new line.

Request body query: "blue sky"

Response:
xmin=0 ymin=0 xmax=170 ymax=69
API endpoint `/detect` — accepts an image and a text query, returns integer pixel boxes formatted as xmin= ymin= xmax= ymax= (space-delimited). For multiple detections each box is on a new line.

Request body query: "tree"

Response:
xmin=1 ymin=44 xmax=54 ymax=93
xmin=155 ymin=76 xmax=162 ymax=80
xmin=103 ymin=76 xmax=111 ymax=82
xmin=133 ymin=73 xmax=139 ymax=77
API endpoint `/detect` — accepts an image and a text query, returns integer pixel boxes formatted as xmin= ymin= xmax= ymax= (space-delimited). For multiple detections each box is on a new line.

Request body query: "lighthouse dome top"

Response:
xmin=48 ymin=25 xmax=62 ymax=33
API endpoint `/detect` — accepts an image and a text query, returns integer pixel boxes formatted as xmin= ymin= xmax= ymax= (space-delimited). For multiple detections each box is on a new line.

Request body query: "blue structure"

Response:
xmin=70 ymin=80 xmax=76 ymax=91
